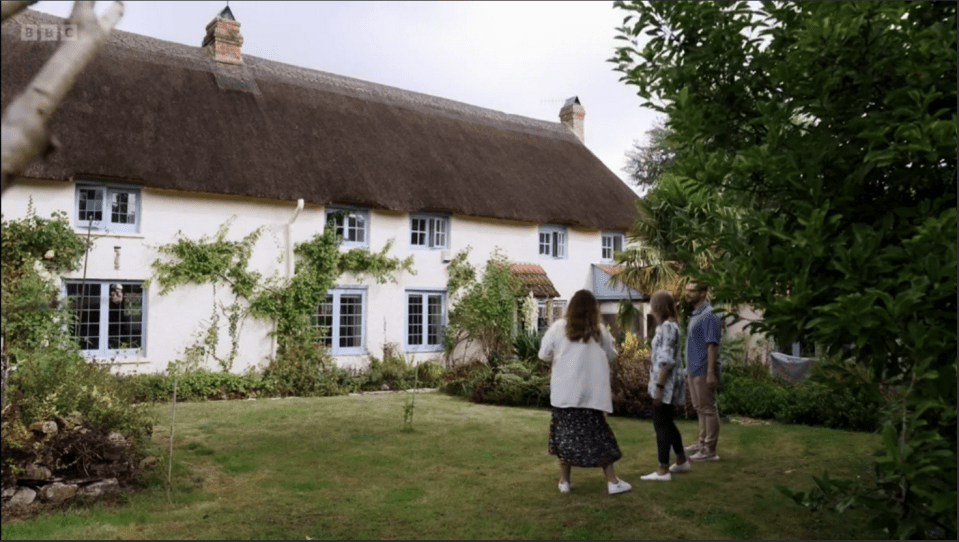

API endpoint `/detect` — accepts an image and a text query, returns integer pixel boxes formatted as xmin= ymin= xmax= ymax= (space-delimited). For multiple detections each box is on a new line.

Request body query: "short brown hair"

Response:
xmin=650 ymin=290 xmax=678 ymax=324
xmin=565 ymin=290 xmax=602 ymax=343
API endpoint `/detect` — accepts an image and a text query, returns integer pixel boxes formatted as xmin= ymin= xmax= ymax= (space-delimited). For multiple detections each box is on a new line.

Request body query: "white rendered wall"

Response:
xmin=3 ymin=179 xmax=635 ymax=373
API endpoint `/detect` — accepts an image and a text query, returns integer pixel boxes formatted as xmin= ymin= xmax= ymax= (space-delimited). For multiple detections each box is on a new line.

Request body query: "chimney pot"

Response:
xmin=559 ymin=96 xmax=585 ymax=143
xmin=203 ymin=10 xmax=243 ymax=65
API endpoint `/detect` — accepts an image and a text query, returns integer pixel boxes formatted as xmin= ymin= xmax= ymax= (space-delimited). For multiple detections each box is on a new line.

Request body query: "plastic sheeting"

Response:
xmin=770 ymin=352 xmax=815 ymax=382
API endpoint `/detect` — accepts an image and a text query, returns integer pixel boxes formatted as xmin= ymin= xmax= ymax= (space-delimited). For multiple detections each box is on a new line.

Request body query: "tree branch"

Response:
xmin=1 ymin=1 xmax=124 ymax=193
xmin=0 ymin=1 xmax=33 ymax=22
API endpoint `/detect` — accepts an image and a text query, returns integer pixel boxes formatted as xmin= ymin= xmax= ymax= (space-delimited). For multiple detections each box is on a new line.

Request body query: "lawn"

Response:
xmin=2 ymin=392 xmax=884 ymax=540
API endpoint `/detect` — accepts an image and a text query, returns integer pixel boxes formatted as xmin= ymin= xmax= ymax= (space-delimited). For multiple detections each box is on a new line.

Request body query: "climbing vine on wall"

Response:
xmin=150 ymin=216 xmax=414 ymax=368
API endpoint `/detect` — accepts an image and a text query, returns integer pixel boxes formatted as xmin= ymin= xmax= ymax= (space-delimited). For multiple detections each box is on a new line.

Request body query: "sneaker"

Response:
xmin=689 ymin=450 xmax=720 ymax=461
xmin=669 ymin=461 xmax=691 ymax=473
xmin=640 ymin=471 xmax=672 ymax=481
xmin=558 ymin=481 xmax=571 ymax=494
xmin=607 ymin=479 xmax=632 ymax=495
xmin=684 ymin=443 xmax=701 ymax=454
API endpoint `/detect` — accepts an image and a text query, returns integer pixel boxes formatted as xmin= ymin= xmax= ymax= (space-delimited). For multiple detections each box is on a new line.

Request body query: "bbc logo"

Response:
xmin=21 ymin=24 xmax=78 ymax=42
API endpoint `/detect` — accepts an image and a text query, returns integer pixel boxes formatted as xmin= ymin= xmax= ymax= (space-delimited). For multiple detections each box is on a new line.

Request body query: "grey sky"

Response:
xmin=32 ymin=1 xmax=658 ymax=193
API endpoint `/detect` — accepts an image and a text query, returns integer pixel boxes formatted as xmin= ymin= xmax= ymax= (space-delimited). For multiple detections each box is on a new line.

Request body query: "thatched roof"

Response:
xmin=511 ymin=264 xmax=560 ymax=298
xmin=1 ymin=10 xmax=639 ymax=230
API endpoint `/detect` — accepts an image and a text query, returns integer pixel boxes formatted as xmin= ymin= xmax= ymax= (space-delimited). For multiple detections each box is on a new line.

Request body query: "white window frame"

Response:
xmin=538 ymin=224 xmax=567 ymax=260
xmin=325 ymin=206 xmax=370 ymax=248
xmin=601 ymin=232 xmax=625 ymax=263
xmin=409 ymin=214 xmax=450 ymax=250
xmin=405 ymin=289 xmax=447 ymax=353
xmin=311 ymin=286 xmax=367 ymax=355
xmin=62 ymin=280 xmax=146 ymax=358
xmin=74 ymin=181 xmax=141 ymax=234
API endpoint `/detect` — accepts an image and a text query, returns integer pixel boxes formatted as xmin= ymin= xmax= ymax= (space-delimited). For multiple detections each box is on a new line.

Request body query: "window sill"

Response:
xmin=73 ymin=230 xmax=145 ymax=240
xmin=406 ymin=346 xmax=444 ymax=354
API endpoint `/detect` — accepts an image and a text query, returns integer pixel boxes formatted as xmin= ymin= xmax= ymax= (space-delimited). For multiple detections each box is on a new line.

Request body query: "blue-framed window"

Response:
xmin=406 ymin=290 xmax=446 ymax=352
xmin=75 ymin=182 xmax=141 ymax=233
xmin=325 ymin=206 xmax=369 ymax=248
xmin=538 ymin=225 xmax=567 ymax=259
xmin=63 ymin=280 xmax=145 ymax=358
xmin=601 ymin=232 xmax=624 ymax=262
xmin=311 ymin=287 xmax=367 ymax=355
xmin=410 ymin=214 xmax=449 ymax=250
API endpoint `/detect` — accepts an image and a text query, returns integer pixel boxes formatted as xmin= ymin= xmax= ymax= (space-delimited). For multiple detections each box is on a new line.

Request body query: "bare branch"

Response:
xmin=1 ymin=1 xmax=124 ymax=193
xmin=0 ymin=1 xmax=32 ymax=23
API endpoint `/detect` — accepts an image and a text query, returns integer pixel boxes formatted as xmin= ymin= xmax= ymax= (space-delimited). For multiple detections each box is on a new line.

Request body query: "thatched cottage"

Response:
xmin=1 ymin=8 xmax=643 ymax=372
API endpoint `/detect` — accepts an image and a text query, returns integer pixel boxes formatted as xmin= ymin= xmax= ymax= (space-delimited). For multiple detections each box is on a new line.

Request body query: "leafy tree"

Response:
xmin=610 ymin=1 xmax=956 ymax=538
xmin=622 ymin=120 xmax=676 ymax=191
xmin=444 ymin=248 xmax=521 ymax=366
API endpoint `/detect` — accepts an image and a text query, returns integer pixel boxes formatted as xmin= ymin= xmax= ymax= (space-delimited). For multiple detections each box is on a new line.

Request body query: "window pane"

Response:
xmin=537 ymin=301 xmax=548 ymax=332
xmin=78 ymin=187 xmax=103 ymax=222
xmin=67 ymin=283 xmax=100 ymax=350
xmin=539 ymin=232 xmax=551 ymax=255
xmin=614 ymin=235 xmax=623 ymax=252
xmin=433 ymin=219 xmax=447 ymax=248
xmin=108 ymin=283 xmax=143 ymax=349
xmin=312 ymin=295 xmax=334 ymax=347
xmin=411 ymin=218 xmax=426 ymax=246
xmin=408 ymin=294 xmax=423 ymax=346
xmin=353 ymin=214 xmax=366 ymax=244
xmin=110 ymin=191 xmax=137 ymax=225
xmin=339 ymin=294 xmax=363 ymax=348
xmin=427 ymin=295 xmax=443 ymax=345
xmin=557 ymin=232 xmax=566 ymax=258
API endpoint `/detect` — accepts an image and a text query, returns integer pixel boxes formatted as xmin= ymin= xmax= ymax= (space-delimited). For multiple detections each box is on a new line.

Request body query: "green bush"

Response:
xmin=10 ymin=349 xmax=155 ymax=444
xmin=261 ymin=342 xmax=351 ymax=397
xmin=717 ymin=366 xmax=885 ymax=432
xmin=441 ymin=357 xmax=549 ymax=408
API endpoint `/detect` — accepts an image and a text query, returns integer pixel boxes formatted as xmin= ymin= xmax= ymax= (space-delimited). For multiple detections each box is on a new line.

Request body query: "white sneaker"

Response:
xmin=684 ymin=443 xmax=701 ymax=454
xmin=689 ymin=450 xmax=720 ymax=461
xmin=558 ymin=481 xmax=570 ymax=494
xmin=607 ymin=479 xmax=632 ymax=495
xmin=640 ymin=471 xmax=672 ymax=481
xmin=669 ymin=461 xmax=691 ymax=473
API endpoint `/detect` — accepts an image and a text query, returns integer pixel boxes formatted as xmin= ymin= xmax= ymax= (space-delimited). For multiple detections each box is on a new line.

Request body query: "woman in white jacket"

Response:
xmin=539 ymin=289 xmax=631 ymax=495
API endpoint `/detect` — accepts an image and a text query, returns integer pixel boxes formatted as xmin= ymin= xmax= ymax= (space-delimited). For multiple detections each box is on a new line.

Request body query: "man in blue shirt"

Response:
xmin=684 ymin=281 xmax=721 ymax=460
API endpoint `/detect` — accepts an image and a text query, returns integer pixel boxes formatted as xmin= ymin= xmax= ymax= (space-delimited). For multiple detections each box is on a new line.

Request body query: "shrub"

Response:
xmin=261 ymin=342 xmax=349 ymax=397
xmin=9 ymin=349 xmax=155 ymax=445
xmin=609 ymin=331 xmax=695 ymax=418
xmin=439 ymin=361 xmax=491 ymax=398
xmin=512 ymin=329 xmax=544 ymax=363
xmin=717 ymin=363 xmax=885 ymax=432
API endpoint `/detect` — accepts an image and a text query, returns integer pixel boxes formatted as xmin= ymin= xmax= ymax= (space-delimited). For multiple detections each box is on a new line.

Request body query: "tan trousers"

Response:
xmin=687 ymin=375 xmax=720 ymax=454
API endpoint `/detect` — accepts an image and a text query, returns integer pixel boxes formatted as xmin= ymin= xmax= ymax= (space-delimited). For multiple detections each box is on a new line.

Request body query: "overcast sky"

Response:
xmin=33 ymin=1 xmax=659 ymax=194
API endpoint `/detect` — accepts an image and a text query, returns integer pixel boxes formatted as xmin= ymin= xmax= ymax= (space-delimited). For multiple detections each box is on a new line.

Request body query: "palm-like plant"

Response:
xmin=610 ymin=173 xmax=731 ymax=332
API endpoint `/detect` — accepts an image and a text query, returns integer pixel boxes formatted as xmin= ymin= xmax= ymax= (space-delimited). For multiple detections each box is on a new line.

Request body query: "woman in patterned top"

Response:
xmin=640 ymin=290 xmax=690 ymax=481
xmin=539 ymin=290 xmax=632 ymax=495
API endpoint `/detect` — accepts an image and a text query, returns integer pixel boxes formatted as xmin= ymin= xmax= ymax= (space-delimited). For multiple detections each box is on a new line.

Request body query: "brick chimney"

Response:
xmin=202 ymin=6 xmax=243 ymax=65
xmin=559 ymin=96 xmax=585 ymax=143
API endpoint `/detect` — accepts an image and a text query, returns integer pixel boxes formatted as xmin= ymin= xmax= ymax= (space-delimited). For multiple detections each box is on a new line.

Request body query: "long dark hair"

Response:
xmin=565 ymin=290 xmax=602 ymax=343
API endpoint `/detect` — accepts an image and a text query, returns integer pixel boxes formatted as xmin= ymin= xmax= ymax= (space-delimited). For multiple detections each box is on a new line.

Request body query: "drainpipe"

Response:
xmin=286 ymin=199 xmax=304 ymax=279
xmin=274 ymin=199 xmax=304 ymax=360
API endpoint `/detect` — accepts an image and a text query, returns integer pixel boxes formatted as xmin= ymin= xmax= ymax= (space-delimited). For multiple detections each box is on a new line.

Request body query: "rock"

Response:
xmin=39 ymin=482 xmax=78 ymax=503
xmin=106 ymin=432 xmax=127 ymax=448
xmin=21 ymin=463 xmax=52 ymax=480
xmin=2 ymin=486 xmax=17 ymax=499
xmin=380 ymin=384 xmax=391 ymax=391
xmin=9 ymin=487 xmax=37 ymax=507
xmin=64 ymin=412 xmax=83 ymax=429
xmin=139 ymin=456 xmax=158 ymax=470
xmin=78 ymin=478 xmax=118 ymax=498
xmin=28 ymin=420 xmax=58 ymax=436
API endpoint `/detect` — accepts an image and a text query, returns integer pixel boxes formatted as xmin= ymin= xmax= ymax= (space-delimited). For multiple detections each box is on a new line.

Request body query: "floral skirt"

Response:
xmin=548 ymin=407 xmax=622 ymax=467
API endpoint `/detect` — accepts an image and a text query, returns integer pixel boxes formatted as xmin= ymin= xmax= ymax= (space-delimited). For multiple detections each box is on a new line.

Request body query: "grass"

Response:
xmin=1 ymin=392 xmax=884 ymax=540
